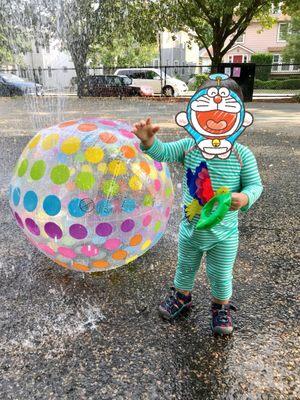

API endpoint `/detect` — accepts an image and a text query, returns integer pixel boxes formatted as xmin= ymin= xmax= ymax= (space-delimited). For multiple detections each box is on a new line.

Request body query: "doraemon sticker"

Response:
xmin=175 ymin=73 xmax=253 ymax=159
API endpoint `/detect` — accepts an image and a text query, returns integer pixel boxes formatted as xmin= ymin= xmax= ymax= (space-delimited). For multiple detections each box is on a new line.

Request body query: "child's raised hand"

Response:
xmin=132 ymin=117 xmax=160 ymax=148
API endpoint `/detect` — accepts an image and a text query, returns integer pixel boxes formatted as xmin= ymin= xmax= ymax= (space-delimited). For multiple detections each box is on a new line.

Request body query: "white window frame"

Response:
xmin=153 ymin=58 xmax=159 ymax=67
xmin=271 ymin=54 xmax=300 ymax=73
xmin=277 ymin=22 xmax=289 ymax=43
xmin=235 ymin=33 xmax=245 ymax=44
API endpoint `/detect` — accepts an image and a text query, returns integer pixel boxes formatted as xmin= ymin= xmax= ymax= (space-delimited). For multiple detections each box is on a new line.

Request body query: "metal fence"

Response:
xmin=1 ymin=63 xmax=300 ymax=99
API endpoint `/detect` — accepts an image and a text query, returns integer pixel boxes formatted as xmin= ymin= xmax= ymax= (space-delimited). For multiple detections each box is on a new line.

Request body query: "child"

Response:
xmin=132 ymin=76 xmax=263 ymax=335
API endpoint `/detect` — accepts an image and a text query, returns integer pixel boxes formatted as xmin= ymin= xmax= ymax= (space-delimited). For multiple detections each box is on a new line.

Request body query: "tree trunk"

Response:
xmin=210 ymin=40 xmax=224 ymax=72
xmin=69 ymin=47 xmax=88 ymax=98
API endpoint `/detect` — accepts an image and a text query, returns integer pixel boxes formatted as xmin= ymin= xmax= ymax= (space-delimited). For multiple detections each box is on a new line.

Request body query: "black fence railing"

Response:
xmin=1 ymin=63 xmax=300 ymax=99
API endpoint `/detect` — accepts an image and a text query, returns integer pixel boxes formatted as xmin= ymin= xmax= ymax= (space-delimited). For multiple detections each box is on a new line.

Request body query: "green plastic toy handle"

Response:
xmin=196 ymin=192 xmax=232 ymax=230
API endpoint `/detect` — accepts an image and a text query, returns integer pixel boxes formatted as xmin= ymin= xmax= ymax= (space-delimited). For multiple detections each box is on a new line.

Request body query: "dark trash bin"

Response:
xmin=218 ymin=63 xmax=256 ymax=102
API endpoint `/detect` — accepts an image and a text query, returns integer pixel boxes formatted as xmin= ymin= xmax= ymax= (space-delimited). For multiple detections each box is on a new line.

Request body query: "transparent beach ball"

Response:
xmin=9 ymin=118 xmax=174 ymax=272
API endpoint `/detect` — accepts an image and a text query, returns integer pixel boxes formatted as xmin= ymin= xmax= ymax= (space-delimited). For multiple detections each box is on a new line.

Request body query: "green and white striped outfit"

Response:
xmin=142 ymin=137 xmax=263 ymax=300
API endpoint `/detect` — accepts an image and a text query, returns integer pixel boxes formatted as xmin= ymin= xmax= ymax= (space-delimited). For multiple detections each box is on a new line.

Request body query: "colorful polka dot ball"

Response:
xmin=9 ymin=118 xmax=174 ymax=272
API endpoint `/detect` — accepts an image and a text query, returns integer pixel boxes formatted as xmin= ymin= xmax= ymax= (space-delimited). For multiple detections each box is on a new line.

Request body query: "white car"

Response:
xmin=114 ymin=68 xmax=188 ymax=97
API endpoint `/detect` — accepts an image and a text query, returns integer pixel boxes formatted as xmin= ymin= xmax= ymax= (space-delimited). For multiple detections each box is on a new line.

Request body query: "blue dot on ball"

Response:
xmin=68 ymin=198 xmax=86 ymax=218
xmin=43 ymin=195 xmax=61 ymax=216
xmin=13 ymin=187 xmax=21 ymax=206
xmin=96 ymin=199 xmax=113 ymax=216
xmin=24 ymin=190 xmax=38 ymax=212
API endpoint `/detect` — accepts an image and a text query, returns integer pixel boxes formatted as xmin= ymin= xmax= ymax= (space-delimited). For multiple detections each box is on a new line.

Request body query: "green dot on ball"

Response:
xmin=30 ymin=160 xmax=46 ymax=180
xmin=75 ymin=171 xmax=95 ymax=190
xmin=154 ymin=221 xmax=162 ymax=232
xmin=51 ymin=164 xmax=70 ymax=184
xmin=18 ymin=159 xmax=28 ymax=177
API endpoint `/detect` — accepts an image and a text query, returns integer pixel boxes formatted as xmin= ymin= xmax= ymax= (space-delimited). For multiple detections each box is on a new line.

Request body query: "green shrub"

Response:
xmin=254 ymin=78 xmax=300 ymax=89
xmin=251 ymin=53 xmax=273 ymax=81
xmin=189 ymin=73 xmax=209 ymax=90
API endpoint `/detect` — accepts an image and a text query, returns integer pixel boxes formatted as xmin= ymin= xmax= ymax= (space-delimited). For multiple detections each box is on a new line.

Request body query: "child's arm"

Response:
xmin=132 ymin=117 xmax=190 ymax=163
xmin=239 ymin=147 xmax=263 ymax=212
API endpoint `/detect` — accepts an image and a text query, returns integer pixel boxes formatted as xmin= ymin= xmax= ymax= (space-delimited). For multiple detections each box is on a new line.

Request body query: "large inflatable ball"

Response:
xmin=9 ymin=118 xmax=174 ymax=272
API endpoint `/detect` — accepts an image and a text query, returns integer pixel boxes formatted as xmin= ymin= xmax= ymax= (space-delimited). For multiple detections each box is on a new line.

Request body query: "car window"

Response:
xmin=1 ymin=73 xmax=25 ymax=83
xmin=145 ymin=71 xmax=160 ymax=79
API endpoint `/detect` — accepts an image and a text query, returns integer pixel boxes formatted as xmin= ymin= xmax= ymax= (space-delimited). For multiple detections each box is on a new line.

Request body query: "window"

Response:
xmin=243 ymin=55 xmax=248 ymax=63
xmin=271 ymin=3 xmax=282 ymax=14
xmin=48 ymin=66 xmax=52 ymax=78
xmin=272 ymin=54 xmax=280 ymax=71
xmin=277 ymin=23 xmax=289 ymax=42
xmin=145 ymin=71 xmax=159 ymax=79
xmin=153 ymin=59 xmax=159 ymax=67
xmin=236 ymin=33 xmax=245 ymax=44
xmin=228 ymin=55 xmax=233 ymax=63
xmin=35 ymin=41 xmax=39 ymax=53
xmin=38 ymin=67 xmax=42 ymax=76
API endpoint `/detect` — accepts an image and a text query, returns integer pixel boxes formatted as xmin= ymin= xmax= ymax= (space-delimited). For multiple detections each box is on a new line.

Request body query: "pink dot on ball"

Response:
xmin=38 ymin=243 xmax=55 ymax=256
xmin=14 ymin=212 xmax=24 ymax=229
xmin=143 ymin=215 xmax=152 ymax=227
xmin=154 ymin=161 xmax=163 ymax=171
xmin=25 ymin=218 xmax=40 ymax=236
xmin=98 ymin=119 xmax=116 ymax=127
xmin=119 ymin=129 xmax=135 ymax=139
xmin=154 ymin=179 xmax=161 ymax=191
xmin=134 ymin=142 xmax=143 ymax=153
xmin=121 ymin=219 xmax=135 ymax=232
xmin=105 ymin=238 xmax=121 ymax=251
xmin=165 ymin=207 xmax=171 ymax=218
xmin=81 ymin=244 xmax=99 ymax=257
xmin=58 ymin=247 xmax=76 ymax=259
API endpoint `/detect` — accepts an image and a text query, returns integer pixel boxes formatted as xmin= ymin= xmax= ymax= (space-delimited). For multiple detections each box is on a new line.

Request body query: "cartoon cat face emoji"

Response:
xmin=190 ymin=86 xmax=243 ymax=138
xmin=175 ymin=73 xmax=253 ymax=159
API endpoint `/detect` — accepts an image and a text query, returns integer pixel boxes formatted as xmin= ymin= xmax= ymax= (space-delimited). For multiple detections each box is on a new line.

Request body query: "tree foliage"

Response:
xmin=282 ymin=11 xmax=300 ymax=64
xmin=147 ymin=0 xmax=297 ymax=65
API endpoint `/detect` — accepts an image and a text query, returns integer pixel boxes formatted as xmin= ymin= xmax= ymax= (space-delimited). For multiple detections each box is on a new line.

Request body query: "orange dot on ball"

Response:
xmin=112 ymin=250 xmax=127 ymax=260
xmin=121 ymin=145 xmax=136 ymax=158
xmin=92 ymin=260 xmax=110 ymax=268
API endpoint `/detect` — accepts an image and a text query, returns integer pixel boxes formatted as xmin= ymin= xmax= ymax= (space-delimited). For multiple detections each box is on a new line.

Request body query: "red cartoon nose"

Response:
xmin=214 ymin=95 xmax=222 ymax=104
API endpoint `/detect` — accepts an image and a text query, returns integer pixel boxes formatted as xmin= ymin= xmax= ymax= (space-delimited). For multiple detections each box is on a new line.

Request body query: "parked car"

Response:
xmin=0 ymin=73 xmax=43 ymax=96
xmin=114 ymin=68 xmax=188 ymax=96
xmin=83 ymin=75 xmax=152 ymax=97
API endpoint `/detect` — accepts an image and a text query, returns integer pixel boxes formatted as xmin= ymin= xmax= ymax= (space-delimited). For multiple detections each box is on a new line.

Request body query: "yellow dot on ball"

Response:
xmin=212 ymin=139 xmax=221 ymax=147
xmin=61 ymin=136 xmax=81 ymax=155
xmin=108 ymin=160 xmax=127 ymax=176
xmin=129 ymin=175 xmax=142 ymax=191
xmin=141 ymin=239 xmax=152 ymax=251
xmin=126 ymin=255 xmax=138 ymax=264
xmin=42 ymin=133 xmax=59 ymax=150
xmin=98 ymin=162 xmax=108 ymax=173
xmin=28 ymin=134 xmax=41 ymax=149
xmin=85 ymin=147 xmax=104 ymax=163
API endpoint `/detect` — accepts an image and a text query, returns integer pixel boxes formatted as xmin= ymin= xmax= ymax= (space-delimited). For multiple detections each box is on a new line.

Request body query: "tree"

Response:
xmin=89 ymin=35 xmax=158 ymax=68
xmin=0 ymin=0 xmax=32 ymax=66
xmin=151 ymin=0 xmax=296 ymax=66
xmin=282 ymin=11 xmax=300 ymax=64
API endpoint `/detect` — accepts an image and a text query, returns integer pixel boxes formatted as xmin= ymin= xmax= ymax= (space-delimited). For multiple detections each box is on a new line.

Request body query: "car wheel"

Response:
xmin=162 ymin=85 xmax=174 ymax=97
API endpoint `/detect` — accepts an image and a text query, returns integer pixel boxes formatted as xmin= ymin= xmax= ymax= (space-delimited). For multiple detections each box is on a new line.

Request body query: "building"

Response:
xmin=20 ymin=40 xmax=102 ymax=90
xmin=199 ymin=10 xmax=298 ymax=75
xmin=156 ymin=30 xmax=201 ymax=80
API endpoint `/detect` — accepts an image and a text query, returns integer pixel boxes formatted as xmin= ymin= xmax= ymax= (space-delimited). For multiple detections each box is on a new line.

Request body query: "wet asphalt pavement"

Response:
xmin=0 ymin=97 xmax=299 ymax=399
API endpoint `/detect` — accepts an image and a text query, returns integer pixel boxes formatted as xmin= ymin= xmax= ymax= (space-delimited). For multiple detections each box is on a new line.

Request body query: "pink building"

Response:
xmin=200 ymin=11 xmax=298 ymax=74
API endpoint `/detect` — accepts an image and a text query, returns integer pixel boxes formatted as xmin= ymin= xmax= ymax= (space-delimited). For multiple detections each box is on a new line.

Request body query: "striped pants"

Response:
xmin=174 ymin=222 xmax=239 ymax=300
